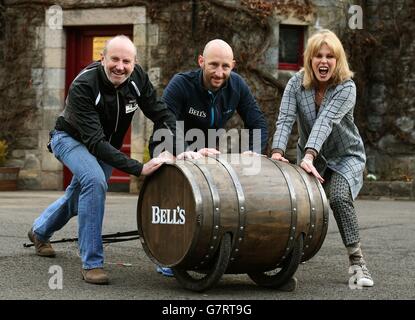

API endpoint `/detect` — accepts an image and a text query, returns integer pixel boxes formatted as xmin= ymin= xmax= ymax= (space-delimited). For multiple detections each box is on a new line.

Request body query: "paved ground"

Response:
xmin=0 ymin=191 xmax=414 ymax=302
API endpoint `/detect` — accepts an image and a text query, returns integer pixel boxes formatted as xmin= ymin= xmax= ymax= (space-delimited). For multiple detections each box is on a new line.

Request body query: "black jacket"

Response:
xmin=55 ymin=61 xmax=177 ymax=176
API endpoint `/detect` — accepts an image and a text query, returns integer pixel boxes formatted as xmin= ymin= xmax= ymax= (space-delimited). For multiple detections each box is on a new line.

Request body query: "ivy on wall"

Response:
xmin=0 ymin=3 xmax=40 ymax=149
xmin=341 ymin=0 xmax=415 ymax=180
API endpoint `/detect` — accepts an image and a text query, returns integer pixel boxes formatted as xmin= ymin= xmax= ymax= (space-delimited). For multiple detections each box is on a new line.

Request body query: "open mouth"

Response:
xmin=319 ymin=66 xmax=329 ymax=76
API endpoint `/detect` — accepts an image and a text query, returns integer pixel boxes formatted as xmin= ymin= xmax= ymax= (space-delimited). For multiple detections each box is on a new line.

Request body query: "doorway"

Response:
xmin=64 ymin=25 xmax=133 ymax=192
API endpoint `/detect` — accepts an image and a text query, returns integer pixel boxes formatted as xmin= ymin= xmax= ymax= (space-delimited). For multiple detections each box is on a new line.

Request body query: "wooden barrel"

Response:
xmin=137 ymin=154 xmax=328 ymax=276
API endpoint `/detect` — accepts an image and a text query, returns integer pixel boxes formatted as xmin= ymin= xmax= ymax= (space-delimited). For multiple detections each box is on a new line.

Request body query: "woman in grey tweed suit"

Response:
xmin=271 ymin=29 xmax=374 ymax=287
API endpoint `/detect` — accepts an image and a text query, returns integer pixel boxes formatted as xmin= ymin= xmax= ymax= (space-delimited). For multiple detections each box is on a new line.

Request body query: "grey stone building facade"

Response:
xmin=0 ymin=0 xmax=413 ymax=194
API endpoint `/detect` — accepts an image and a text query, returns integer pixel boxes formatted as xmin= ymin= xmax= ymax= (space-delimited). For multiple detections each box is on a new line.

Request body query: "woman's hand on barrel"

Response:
xmin=271 ymin=152 xmax=289 ymax=163
xmin=141 ymin=157 xmax=171 ymax=176
xmin=300 ymin=154 xmax=324 ymax=183
xmin=198 ymin=148 xmax=221 ymax=157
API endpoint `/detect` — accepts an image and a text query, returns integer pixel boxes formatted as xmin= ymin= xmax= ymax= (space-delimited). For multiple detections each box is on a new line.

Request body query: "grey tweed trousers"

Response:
xmin=323 ymin=170 xmax=360 ymax=247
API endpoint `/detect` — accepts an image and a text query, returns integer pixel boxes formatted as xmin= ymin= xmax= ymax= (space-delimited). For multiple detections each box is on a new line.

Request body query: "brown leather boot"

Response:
xmin=81 ymin=268 xmax=109 ymax=285
xmin=28 ymin=228 xmax=56 ymax=257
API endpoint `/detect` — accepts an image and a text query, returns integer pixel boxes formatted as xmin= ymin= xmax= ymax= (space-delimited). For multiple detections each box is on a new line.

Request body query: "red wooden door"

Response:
xmin=64 ymin=26 xmax=133 ymax=192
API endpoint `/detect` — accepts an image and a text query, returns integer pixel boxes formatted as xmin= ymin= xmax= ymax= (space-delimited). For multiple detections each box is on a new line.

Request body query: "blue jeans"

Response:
xmin=33 ymin=130 xmax=113 ymax=269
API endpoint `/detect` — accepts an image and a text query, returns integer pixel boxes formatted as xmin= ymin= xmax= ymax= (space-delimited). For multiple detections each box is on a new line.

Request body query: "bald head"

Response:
xmin=202 ymin=39 xmax=234 ymax=60
xmin=103 ymin=35 xmax=137 ymax=59
xmin=199 ymin=39 xmax=235 ymax=91
xmin=101 ymin=35 xmax=136 ymax=88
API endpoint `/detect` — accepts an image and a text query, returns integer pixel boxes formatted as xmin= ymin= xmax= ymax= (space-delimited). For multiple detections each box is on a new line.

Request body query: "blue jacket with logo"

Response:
xmin=149 ymin=69 xmax=268 ymax=155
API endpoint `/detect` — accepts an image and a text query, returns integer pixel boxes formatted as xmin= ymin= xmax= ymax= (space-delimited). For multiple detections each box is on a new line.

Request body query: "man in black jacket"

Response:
xmin=28 ymin=35 xmax=176 ymax=285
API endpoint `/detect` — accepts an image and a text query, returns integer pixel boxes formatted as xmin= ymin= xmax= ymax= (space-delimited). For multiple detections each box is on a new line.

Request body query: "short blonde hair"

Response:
xmin=302 ymin=29 xmax=353 ymax=89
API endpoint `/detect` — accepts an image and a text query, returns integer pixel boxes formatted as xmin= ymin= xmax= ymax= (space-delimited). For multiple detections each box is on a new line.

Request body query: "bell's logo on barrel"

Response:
xmin=151 ymin=206 xmax=186 ymax=225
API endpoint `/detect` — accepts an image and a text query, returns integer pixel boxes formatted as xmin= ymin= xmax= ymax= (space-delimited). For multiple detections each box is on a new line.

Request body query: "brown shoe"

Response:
xmin=81 ymin=268 xmax=109 ymax=285
xmin=28 ymin=228 xmax=56 ymax=257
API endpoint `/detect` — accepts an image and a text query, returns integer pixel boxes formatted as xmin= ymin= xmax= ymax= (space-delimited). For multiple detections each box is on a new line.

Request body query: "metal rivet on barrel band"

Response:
xmin=213 ymin=236 xmax=217 ymax=240
xmin=309 ymin=235 xmax=313 ymax=238
xmin=240 ymin=226 xmax=244 ymax=230
xmin=292 ymin=227 xmax=296 ymax=230
xmin=293 ymin=208 xmax=297 ymax=211
xmin=215 ymin=207 xmax=219 ymax=211
xmin=305 ymin=245 xmax=309 ymax=248
xmin=205 ymin=255 xmax=209 ymax=258
xmin=230 ymin=258 xmax=235 ymax=261
xmin=215 ymin=225 xmax=219 ymax=229
xmin=239 ymin=238 xmax=242 ymax=241
xmin=312 ymin=207 xmax=315 ymax=211
xmin=290 ymin=237 xmax=293 ymax=240
xmin=286 ymin=248 xmax=290 ymax=251
xmin=240 ymin=206 xmax=245 ymax=211
xmin=312 ymin=224 xmax=315 ymax=228
xmin=210 ymin=246 xmax=214 ymax=250
xmin=282 ymin=255 xmax=286 ymax=259
xmin=235 ymin=249 xmax=239 ymax=252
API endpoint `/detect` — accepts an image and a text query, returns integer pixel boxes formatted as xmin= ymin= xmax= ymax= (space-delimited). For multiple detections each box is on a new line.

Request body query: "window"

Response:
xmin=278 ymin=25 xmax=304 ymax=70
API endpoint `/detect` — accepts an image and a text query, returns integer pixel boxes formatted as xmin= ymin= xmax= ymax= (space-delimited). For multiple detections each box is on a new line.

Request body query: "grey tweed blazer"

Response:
xmin=272 ymin=71 xmax=366 ymax=200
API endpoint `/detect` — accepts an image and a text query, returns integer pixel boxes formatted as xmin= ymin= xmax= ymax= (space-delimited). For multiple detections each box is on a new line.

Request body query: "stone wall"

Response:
xmin=363 ymin=0 xmax=415 ymax=181
xmin=1 ymin=0 xmax=414 ymax=191
xmin=0 ymin=2 xmax=45 ymax=189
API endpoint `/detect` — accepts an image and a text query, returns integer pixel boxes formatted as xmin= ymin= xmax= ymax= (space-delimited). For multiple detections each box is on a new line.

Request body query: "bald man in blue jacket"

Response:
xmin=149 ymin=39 xmax=268 ymax=159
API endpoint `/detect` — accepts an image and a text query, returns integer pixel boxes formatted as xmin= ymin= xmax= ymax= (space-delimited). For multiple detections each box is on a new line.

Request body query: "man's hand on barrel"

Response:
xmin=141 ymin=157 xmax=171 ymax=176
xmin=198 ymin=148 xmax=221 ymax=157
xmin=271 ymin=151 xmax=289 ymax=163
xmin=300 ymin=154 xmax=325 ymax=183
xmin=176 ymin=151 xmax=203 ymax=160
xmin=242 ymin=150 xmax=261 ymax=156
xmin=158 ymin=150 xmax=176 ymax=161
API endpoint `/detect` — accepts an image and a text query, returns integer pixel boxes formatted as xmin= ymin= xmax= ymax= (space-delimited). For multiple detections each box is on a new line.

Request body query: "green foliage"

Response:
xmin=143 ymin=147 xmax=150 ymax=163
xmin=0 ymin=139 xmax=8 ymax=166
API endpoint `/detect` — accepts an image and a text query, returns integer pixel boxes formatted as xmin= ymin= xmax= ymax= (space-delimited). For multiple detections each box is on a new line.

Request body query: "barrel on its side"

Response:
xmin=137 ymin=154 xmax=328 ymax=274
